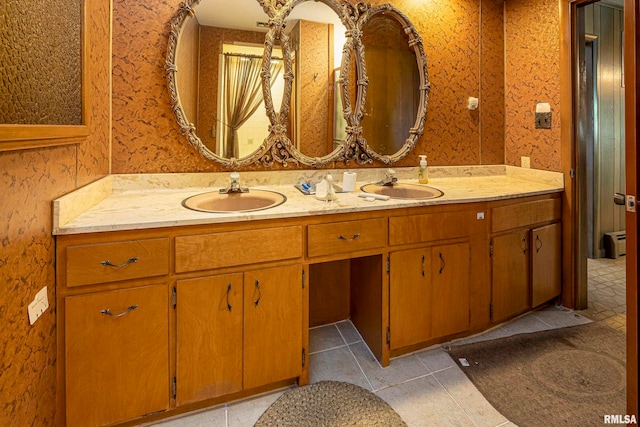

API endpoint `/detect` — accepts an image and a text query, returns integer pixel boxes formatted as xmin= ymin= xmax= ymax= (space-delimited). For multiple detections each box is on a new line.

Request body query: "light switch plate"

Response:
xmin=28 ymin=286 xmax=49 ymax=325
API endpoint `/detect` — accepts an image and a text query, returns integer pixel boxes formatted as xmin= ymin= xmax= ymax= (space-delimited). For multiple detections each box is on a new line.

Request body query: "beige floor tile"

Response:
xmin=376 ymin=374 xmax=476 ymax=427
xmin=309 ymin=324 xmax=345 ymax=353
xmin=433 ymin=366 xmax=509 ymax=427
xmin=350 ymin=341 xmax=429 ymax=391
xmin=308 ymin=346 xmax=372 ymax=390
xmin=415 ymin=347 xmax=457 ymax=373
xmin=226 ymin=390 xmax=285 ymax=427
xmin=336 ymin=320 xmax=363 ymax=344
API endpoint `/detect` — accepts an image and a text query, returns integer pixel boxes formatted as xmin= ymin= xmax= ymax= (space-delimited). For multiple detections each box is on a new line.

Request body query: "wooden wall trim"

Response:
xmin=624 ymin=0 xmax=638 ymax=417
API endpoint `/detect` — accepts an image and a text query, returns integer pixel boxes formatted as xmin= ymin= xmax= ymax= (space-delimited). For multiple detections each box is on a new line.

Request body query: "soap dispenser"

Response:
xmin=418 ymin=155 xmax=429 ymax=184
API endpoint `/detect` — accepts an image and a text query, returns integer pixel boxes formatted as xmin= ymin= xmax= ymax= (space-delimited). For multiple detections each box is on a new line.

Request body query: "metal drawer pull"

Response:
xmin=226 ymin=283 xmax=233 ymax=312
xmin=338 ymin=233 xmax=360 ymax=241
xmin=438 ymin=252 xmax=445 ymax=274
xmin=254 ymin=280 xmax=261 ymax=307
xmin=101 ymin=305 xmax=138 ymax=317
xmin=421 ymin=255 xmax=425 ymax=277
xmin=101 ymin=257 xmax=139 ymax=268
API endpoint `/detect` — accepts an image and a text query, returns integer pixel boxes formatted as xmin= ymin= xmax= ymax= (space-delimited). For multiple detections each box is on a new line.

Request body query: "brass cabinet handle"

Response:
xmin=101 ymin=305 xmax=138 ymax=317
xmin=254 ymin=280 xmax=261 ymax=307
xmin=421 ymin=255 xmax=425 ymax=277
xmin=438 ymin=252 xmax=445 ymax=274
xmin=226 ymin=283 xmax=233 ymax=312
xmin=521 ymin=234 xmax=528 ymax=254
xmin=101 ymin=257 xmax=139 ymax=268
xmin=535 ymin=235 xmax=543 ymax=253
xmin=338 ymin=233 xmax=360 ymax=241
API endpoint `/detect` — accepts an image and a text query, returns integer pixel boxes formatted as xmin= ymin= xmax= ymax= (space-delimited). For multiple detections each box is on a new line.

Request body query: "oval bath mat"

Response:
xmin=255 ymin=381 xmax=407 ymax=426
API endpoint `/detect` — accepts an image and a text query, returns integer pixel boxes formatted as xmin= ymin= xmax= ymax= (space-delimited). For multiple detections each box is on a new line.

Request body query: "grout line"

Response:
xmin=372 ymin=371 xmax=438 ymax=393
xmin=430 ymin=369 xmax=481 ymax=427
xmin=308 ymin=343 xmax=348 ymax=355
xmin=225 ymin=405 xmax=229 ymax=427
xmin=345 ymin=342 xmax=375 ymax=391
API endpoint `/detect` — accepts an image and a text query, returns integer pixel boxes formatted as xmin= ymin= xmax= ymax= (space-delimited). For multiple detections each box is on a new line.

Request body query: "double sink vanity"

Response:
xmin=54 ymin=165 xmax=563 ymax=426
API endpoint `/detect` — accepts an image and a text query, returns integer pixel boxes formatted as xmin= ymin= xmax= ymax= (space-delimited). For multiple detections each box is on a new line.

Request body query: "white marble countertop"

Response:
xmin=53 ymin=166 xmax=564 ymax=235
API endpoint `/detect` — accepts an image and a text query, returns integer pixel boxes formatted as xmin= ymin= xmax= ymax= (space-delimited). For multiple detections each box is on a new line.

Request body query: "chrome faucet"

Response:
xmin=377 ymin=169 xmax=398 ymax=186
xmin=220 ymin=172 xmax=249 ymax=194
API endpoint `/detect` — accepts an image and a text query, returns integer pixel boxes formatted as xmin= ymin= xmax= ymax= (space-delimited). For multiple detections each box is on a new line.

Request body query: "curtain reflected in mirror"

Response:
xmin=362 ymin=13 xmax=420 ymax=156
xmin=220 ymin=53 xmax=282 ymax=158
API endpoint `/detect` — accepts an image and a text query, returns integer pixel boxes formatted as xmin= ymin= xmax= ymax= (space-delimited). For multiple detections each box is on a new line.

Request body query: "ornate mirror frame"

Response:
xmin=166 ymin=0 xmax=429 ymax=168
xmin=0 ymin=3 xmax=89 ymax=152
xmin=354 ymin=4 xmax=430 ymax=164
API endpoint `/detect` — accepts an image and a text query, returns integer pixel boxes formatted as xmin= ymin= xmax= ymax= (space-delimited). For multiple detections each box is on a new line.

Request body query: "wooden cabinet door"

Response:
xmin=389 ymin=248 xmax=431 ymax=350
xmin=243 ymin=265 xmax=303 ymax=389
xmin=65 ymin=285 xmax=169 ymax=427
xmin=431 ymin=243 xmax=470 ymax=338
xmin=491 ymin=230 xmax=530 ymax=323
xmin=531 ymin=223 xmax=562 ymax=307
xmin=176 ymin=274 xmax=243 ymax=405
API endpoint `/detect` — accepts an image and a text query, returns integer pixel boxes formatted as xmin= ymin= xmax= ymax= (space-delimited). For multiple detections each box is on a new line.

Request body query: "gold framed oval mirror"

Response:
xmin=166 ymin=0 xmax=428 ymax=168
xmin=353 ymin=4 xmax=430 ymax=164
xmin=166 ymin=0 xmax=276 ymax=168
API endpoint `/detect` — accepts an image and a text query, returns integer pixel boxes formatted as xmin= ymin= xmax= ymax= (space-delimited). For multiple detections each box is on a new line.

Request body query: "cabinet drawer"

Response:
xmin=66 ymin=238 xmax=169 ymax=287
xmin=389 ymin=210 xmax=484 ymax=246
xmin=491 ymin=198 xmax=561 ymax=233
xmin=307 ymin=218 xmax=386 ymax=258
xmin=175 ymin=226 xmax=302 ymax=273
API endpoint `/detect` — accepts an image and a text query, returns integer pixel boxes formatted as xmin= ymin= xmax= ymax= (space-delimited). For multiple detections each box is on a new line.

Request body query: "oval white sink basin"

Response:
xmin=182 ymin=190 xmax=286 ymax=213
xmin=360 ymin=183 xmax=443 ymax=200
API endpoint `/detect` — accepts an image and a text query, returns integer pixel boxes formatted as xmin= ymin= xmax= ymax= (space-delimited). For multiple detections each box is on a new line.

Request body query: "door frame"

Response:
xmin=560 ymin=0 xmax=638 ymax=416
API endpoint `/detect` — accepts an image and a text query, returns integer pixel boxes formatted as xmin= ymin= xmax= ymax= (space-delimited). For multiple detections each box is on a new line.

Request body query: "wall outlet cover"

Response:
xmin=28 ymin=286 xmax=49 ymax=325
xmin=521 ymin=156 xmax=531 ymax=168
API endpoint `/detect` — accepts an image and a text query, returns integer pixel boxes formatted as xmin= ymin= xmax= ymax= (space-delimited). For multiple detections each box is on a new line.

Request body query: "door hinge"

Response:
xmin=489 ymin=303 xmax=493 ymax=320
xmin=569 ymin=168 xmax=575 ymax=178
xmin=489 ymin=242 xmax=493 ymax=257
xmin=386 ymin=327 xmax=390 ymax=345
xmin=172 ymin=287 xmax=177 ymax=309
xmin=302 ymin=269 xmax=306 ymax=289
xmin=302 ymin=348 xmax=306 ymax=367
xmin=171 ymin=377 xmax=177 ymax=400
xmin=386 ymin=257 xmax=390 ymax=274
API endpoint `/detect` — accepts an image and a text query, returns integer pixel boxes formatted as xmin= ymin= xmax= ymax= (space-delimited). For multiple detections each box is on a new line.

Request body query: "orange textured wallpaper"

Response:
xmin=111 ymin=0 xmax=515 ymax=172
xmin=505 ymin=0 xmax=562 ymax=171
xmin=0 ymin=0 xmax=111 ymax=425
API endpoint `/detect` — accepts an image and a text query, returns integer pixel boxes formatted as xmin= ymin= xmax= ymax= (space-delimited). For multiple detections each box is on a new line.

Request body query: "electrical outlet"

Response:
xmin=535 ymin=112 xmax=552 ymax=129
xmin=28 ymin=286 xmax=49 ymax=325
xmin=521 ymin=156 xmax=531 ymax=168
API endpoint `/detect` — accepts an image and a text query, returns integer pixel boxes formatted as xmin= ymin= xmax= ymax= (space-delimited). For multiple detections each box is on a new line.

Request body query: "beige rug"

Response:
xmin=255 ymin=381 xmax=407 ymax=426
xmin=448 ymin=322 xmax=627 ymax=427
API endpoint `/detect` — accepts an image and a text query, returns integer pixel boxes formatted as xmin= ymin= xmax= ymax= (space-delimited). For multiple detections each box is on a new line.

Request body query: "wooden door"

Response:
xmin=243 ymin=265 xmax=303 ymax=389
xmin=491 ymin=230 xmax=530 ymax=323
xmin=431 ymin=243 xmax=470 ymax=338
xmin=389 ymin=248 xmax=431 ymax=349
xmin=65 ymin=285 xmax=169 ymax=427
xmin=176 ymin=274 xmax=243 ymax=405
xmin=531 ymin=223 xmax=562 ymax=307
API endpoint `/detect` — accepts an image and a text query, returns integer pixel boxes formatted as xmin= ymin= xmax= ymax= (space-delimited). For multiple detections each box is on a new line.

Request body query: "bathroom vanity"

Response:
xmin=53 ymin=166 xmax=563 ymax=426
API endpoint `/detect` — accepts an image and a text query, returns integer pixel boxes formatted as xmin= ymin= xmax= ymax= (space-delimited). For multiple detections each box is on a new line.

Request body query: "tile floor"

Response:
xmin=578 ymin=256 xmax=627 ymax=332
xmin=151 ymin=305 xmax=592 ymax=427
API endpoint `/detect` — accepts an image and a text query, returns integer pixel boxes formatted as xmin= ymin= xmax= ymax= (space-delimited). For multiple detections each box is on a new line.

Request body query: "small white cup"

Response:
xmin=342 ymin=172 xmax=357 ymax=192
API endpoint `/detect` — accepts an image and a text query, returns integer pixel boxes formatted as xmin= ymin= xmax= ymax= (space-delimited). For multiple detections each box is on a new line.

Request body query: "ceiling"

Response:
xmin=194 ymin=0 xmax=344 ymax=32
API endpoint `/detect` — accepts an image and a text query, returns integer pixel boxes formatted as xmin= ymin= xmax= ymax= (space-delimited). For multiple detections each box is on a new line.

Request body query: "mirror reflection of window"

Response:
xmin=216 ymin=44 xmax=283 ymax=158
